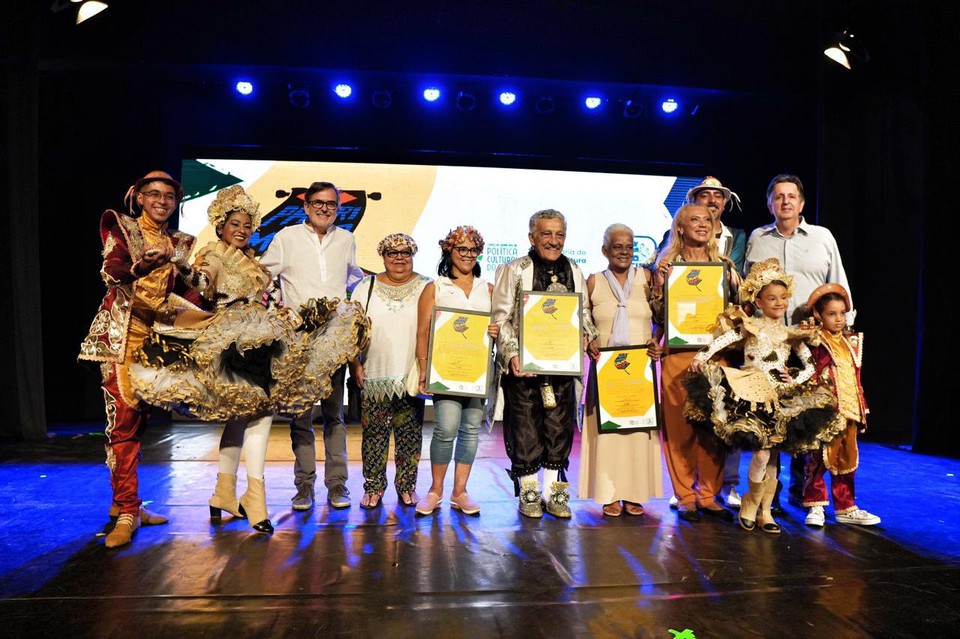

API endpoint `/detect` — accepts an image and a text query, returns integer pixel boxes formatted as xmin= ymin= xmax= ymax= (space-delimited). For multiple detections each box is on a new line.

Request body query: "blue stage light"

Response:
xmin=661 ymin=98 xmax=679 ymax=114
xmin=584 ymin=96 xmax=602 ymax=110
xmin=499 ymin=91 xmax=517 ymax=106
xmin=235 ymin=81 xmax=254 ymax=96
xmin=334 ymin=84 xmax=353 ymax=99
xmin=423 ymin=87 xmax=441 ymax=102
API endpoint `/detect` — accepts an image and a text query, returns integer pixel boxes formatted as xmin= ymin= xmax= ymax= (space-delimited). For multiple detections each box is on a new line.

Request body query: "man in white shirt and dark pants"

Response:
xmin=261 ymin=181 xmax=364 ymax=510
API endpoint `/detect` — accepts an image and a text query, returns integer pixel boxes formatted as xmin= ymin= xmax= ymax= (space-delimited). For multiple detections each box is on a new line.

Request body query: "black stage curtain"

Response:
xmin=1 ymin=3 xmax=47 ymax=440
xmin=818 ymin=2 xmax=959 ymax=455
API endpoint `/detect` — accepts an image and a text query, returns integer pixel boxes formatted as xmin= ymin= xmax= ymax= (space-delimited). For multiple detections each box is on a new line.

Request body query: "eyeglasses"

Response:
xmin=306 ymin=199 xmax=339 ymax=211
xmin=453 ymin=246 xmax=481 ymax=257
xmin=140 ymin=190 xmax=177 ymax=202
xmin=384 ymin=249 xmax=413 ymax=259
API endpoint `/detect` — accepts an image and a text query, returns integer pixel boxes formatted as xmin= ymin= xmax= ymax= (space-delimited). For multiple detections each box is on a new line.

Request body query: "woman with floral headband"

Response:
xmin=350 ymin=233 xmax=431 ymax=509
xmin=685 ymin=258 xmax=845 ymax=535
xmin=413 ymin=226 xmax=499 ymax=516
xmin=130 ymin=185 xmax=369 ymax=534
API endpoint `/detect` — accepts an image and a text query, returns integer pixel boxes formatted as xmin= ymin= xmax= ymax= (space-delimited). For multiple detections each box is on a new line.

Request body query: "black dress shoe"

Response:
xmin=700 ymin=506 xmax=735 ymax=522
xmin=678 ymin=508 xmax=701 ymax=522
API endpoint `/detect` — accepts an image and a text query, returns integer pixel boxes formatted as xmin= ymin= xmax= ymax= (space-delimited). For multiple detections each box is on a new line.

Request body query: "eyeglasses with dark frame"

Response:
xmin=306 ymin=199 xmax=339 ymax=211
xmin=452 ymin=246 xmax=481 ymax=257
xmin=384 ymin=249 xmax=413 ymax=259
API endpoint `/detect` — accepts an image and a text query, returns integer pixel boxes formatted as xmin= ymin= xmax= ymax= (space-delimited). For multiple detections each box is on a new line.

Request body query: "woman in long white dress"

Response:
xmin=580 ymin=224 xmax=664 ymax=517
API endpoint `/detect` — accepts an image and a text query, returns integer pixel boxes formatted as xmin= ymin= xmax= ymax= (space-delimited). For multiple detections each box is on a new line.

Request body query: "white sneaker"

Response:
xmin=805 ymin=505 xmax=825 ymax=527
xmin=723 ymin=487 xmax=742 ymax=509
xmin=668 ymin=494 xmax=679 ymax=510
xmin=836 ymin=508 xmax=881 ymax=526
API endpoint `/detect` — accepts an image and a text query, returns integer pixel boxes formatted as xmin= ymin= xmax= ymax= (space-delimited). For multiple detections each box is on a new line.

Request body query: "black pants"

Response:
xmin=500 ymin=374 xmax=576 ymax=483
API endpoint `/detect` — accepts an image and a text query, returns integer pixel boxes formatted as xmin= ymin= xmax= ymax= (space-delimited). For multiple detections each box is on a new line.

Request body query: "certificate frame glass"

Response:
xmin=663 ymin=262 xmax=728 ymax=349
xmin=518 ymin=290 xmax=583 ymax=376
xmin=592 ymin=345 xmax=660 ymax=433
xmin=424 ymin=306 xmax=493 ymax=398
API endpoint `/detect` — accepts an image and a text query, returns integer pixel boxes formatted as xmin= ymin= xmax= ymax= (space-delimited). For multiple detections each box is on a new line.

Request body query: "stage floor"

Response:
xmin=1 ymin=421 xmax=958 ymax=638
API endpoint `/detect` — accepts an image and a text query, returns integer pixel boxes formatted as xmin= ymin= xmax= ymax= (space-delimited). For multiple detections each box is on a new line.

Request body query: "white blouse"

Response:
xmin=433 ymin=276 xmax=491 ymax=313
xmin=354 ymin=274 xmax=431 ymax=401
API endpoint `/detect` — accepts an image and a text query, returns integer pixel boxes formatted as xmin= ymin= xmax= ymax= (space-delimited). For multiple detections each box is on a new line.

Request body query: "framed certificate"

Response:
xmin=424 ymin=306 xmax=493 ymax=398
xmin=664 ymin=262 xmax=728 ymax=348
xmin=518 ymin=291 xmax=583 ymax=376
xmin=592 ymin=345 xmax=659 ymax=433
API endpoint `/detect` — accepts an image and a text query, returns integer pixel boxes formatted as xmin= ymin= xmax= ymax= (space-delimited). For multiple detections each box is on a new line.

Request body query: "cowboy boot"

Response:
xmin=104 ymin=512 xmax=140 ymax=548
xmin=738 ymin=477 xmax=764 ymax=532
xmin=239 ymin=476 xmax=274 ymax=534
xmin=518 ymin=480 xmax=543 ymax=518
xmin=757 ymin=473 xmax=782 ymax=535
xmin=544 ymin=481 xmax=572 ymax=519
xmin=209 ymin=472 xmax=243 ymax=520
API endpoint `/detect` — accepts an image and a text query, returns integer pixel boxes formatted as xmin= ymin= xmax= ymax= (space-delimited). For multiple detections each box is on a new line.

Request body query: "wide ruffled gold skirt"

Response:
xmin=129 ymin=298 xmax=369 ymax=422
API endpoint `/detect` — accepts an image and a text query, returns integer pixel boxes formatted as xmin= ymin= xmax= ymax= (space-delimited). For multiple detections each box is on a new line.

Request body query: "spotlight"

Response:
xmin=824 ymin=30 xmax=870 ymax=70
xmin=535 ymin=96 xmax=555 ymax=114
xmin=334 ymin=83 xmax=353 ymax=99
xmin=499 ymin=91 xmax=517 ymax=106
xmin=584 ymin=96 xmax=603 ymax=110
xmin=371 ymin=90 xmax=392 ymax=109
xmin=423 ymin=87 xmax=441 ymax=102
xmin=76 ymin=0 xmax=108 ymax=24
xmin=52 ymin=0 xmax=109 ymax=25
xmin=622 ymin=99 xmax=644 ymax=119
xmin=235 ymin=81 xmax=254 ymax=96
xmin=456 ymin=91 xmax=477 ymax=111
xmin=660 ymin=98 xmax=679 ymax=114
xmin=288 ymin=87 xmax=310 ymax=108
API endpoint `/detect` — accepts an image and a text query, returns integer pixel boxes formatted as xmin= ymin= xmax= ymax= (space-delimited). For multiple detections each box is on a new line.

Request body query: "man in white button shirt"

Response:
xmin=261 ymin=181 xmax=365 ymax=510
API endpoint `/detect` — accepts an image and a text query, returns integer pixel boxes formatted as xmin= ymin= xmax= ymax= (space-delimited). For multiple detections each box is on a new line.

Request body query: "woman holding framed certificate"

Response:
xmin=413 ymin=226 xmax=499 ymax=516
xmin=653 ymin=204 xmax=741 ymax=523
xmin=580 ymin=224 xmax=664 ymax=518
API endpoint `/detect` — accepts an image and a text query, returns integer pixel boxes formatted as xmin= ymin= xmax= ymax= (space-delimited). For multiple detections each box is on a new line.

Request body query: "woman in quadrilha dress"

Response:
xmin=580 ymin=224 xmax=664 ymax=517
xmin=129 ymin=185 xmax=369 ymax=533
xmin=685 ymin=258 xmax=846 ymax=534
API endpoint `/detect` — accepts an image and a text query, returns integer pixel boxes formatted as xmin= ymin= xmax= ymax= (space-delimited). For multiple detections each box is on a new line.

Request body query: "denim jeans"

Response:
xmin=430 ymin=395 xmax=484 ymax=466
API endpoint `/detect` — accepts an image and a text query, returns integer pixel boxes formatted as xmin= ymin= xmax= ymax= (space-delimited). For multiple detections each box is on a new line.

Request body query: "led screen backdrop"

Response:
xmin=179 ymin=158 xmax=700 ymax=281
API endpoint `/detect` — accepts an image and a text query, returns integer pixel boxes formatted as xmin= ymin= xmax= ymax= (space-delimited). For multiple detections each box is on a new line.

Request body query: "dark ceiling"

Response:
xmin=34 ymin=0 xmax=826 ymax=93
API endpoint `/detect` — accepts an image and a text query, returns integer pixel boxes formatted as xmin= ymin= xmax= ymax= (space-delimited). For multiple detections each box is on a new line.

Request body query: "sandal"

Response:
xmin=359 ymin=491 xmax=383 ymax=509
xmin=623 ymin=501 xmax=644 ymax=517
xmin=602 ymin=501 xmax=623 ymax=517
xmin=397 ymin=490 xmax=419 ymax=507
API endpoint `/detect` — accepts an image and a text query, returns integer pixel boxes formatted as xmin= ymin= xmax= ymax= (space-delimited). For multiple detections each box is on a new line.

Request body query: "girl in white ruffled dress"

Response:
xmin=686 ymin=258 xmax=845 ymax=534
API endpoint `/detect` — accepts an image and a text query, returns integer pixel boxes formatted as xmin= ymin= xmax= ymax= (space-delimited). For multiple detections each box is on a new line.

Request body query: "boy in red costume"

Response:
xmin=801 ymin=283 xmax=881 ymax=527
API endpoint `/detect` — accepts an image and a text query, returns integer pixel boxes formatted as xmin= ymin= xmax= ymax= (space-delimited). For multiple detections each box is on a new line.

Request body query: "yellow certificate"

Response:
xmin=425 ymin=307 xmax=492 ymax=398
xmin=594 ymin=346 xmax=659 ymax=432
xmin=664 ymin=262 xmax=728 ymax=348
xmin=519 ymin=291 xmax=583 ymax=375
